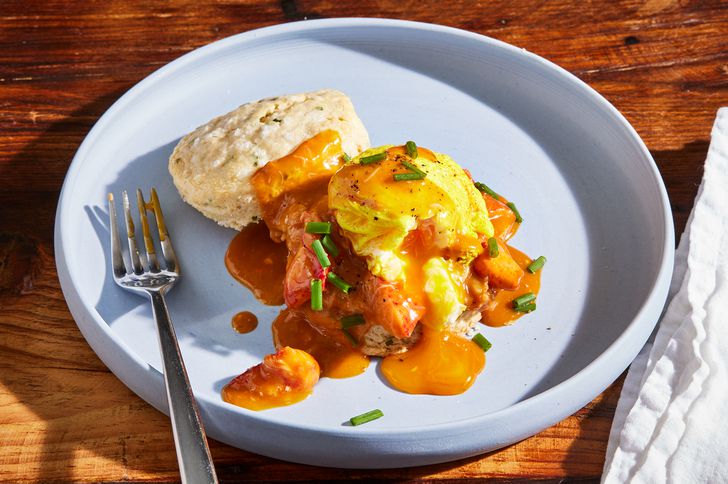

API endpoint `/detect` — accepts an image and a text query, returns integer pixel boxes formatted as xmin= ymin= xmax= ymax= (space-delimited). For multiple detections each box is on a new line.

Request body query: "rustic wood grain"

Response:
xmin=1 ymin=0 xmax=726 ymax=481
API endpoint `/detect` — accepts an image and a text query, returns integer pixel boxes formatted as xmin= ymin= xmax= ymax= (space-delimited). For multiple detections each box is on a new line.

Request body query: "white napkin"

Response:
xmin=602 ymin=107 xmax=728 ymax=483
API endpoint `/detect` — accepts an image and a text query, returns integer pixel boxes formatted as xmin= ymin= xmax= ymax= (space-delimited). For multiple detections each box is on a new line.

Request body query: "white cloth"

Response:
xmin=602 ymin=108 xmax=728 ymax=483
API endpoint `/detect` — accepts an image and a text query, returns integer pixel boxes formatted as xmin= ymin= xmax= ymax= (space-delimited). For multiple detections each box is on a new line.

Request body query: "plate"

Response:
xmin=55 ymin=19 xmax=674 ymax=468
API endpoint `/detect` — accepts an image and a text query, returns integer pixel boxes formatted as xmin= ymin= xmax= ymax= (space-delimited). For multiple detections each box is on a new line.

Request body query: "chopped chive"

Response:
xmin=393 ymin=172 xmax=426 ymax=182
xmin=311 ymin=239 xmax=331 ymax=268
xmin=342 ymin=152 xmax=352 ymax=162
xmin=474 ymin=182 xmax=500 ymax=199
xmin=305 ymin=221 xmax=332 ymax=234
xmin=310 ymin=279 xmax=323 ymax=311
xmin=322 ymin=234 xmax=340 ymax=257
xmin=514 ymin=302 xmax=536 ymax=313
xmin=512 ymin=292 xmax=536 ymax=308
xmin=527 ymin=256 xmax=546 ymax=273
xmin=472 ymin=333 xmax=492 ymax=352
xmin=487 ymin=237 xmax=499 ymax=257
xmin=359 ymin=152 xmax=387 ymax=165
xmin=405 ymin=140 xmax=418 ymax=159
xmin=327 ymin=272 xmax=352 ymax=293
xmin=349 ymin=409 xmax=383 ymax=426
xmin=341 ymin=313 xmax=365 ymax=328
xmin=506 ymin=202 xmax=523 ymax=223
xmin=400 ymin=159 xmax=426 ymax=176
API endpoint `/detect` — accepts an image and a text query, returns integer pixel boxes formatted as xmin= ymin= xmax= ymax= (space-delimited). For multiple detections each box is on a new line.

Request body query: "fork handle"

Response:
xmin=149 ymin=290 xmax=219 ymax=484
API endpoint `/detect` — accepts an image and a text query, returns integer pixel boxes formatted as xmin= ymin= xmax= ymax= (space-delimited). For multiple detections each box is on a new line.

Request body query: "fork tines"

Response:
xmin=108 ymin=188 xmax=178 ymax=276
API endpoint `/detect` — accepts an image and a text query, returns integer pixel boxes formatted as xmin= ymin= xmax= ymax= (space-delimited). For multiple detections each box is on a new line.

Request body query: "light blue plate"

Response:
xmin=55 ymin=19 xmax=673 ymax=468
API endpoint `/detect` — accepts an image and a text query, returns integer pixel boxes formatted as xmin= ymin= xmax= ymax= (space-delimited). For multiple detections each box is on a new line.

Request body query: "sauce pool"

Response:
xmin=225 ymin=222 xmax=287 ymax=306
xmin=272 ymin=309 xmax=369 ymax=379
xmin=231 ymin=311 xmax=258 ymax=334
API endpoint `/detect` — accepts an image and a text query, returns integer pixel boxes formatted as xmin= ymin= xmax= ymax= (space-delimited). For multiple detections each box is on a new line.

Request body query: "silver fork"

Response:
xmin=108 ymin=188 xmax=218 ymax=484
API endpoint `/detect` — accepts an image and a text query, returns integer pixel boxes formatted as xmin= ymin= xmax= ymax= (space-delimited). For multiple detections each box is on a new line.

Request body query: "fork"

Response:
xmin=108 ymin=188 xmax=218 ymax=484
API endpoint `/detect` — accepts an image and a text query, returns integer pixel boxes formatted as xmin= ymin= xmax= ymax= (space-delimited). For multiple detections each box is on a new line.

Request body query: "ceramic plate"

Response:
xmin=55 ymin=19 xmax=673 ymax=468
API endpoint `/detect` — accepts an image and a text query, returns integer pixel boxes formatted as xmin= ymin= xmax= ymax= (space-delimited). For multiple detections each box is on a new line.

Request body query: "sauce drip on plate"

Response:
xmin=225 ymin=222 xmax=287 ymax=305
xmin=272 ymin=309 xmax=369 ymax=379
xmin=231 ymin=311 xmax=258 ymax=334
xmin=381 ymin=326 xmax=485 ymax=395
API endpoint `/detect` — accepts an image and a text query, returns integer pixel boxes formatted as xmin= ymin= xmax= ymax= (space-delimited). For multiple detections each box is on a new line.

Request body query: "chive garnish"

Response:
xmin=359 ymin=152 xmax=387 ymax=165
xmin=310 ymin=279 xmax=323 ymax=311
xmin=393 ymin=172 xmax=426 ymax=182
xmin=512 ymin=292 xmax=536 ymax=308
xmin=342 ymin=152 xmax=352 ymax=162
xmin=342 ymin=328 xmax=358 ymax=347
xmin=527 ymin=256 xmax=546 ymax=273
xmin=507 ymin=202 xmax=523 ymax=223
xmin=322 ymin=234 xmax=340 ymax=257
xmin=349 ymin=409 xmax=383 ymax=426
xmin=472 ymin=333 xmax=492 ymax=352
xmin=487 ymin=237 xmax=499 ymax=257
xmin=311 ymin=239 xmax=331 ymax=268
xmin=327 ymin=272 xmax=352 ymax=293
xmin=305 ymin=221 xmax=331 ymax=234
xmin=514 ymin=302 xmax=536 ymax=313
xmin=405 ymin=140 xmax=418 ymax=159
xmin=474 ymin=182 xmax=500 ymax=199
xmin=400 ymin=159 xmax=426 ymax=176
xmin=341 ymin=313 xmax=365 ymax=328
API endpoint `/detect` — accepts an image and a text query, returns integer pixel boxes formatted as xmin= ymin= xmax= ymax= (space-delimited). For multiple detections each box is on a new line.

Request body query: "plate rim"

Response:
xmin=54 ymin=17 xmax=674 ymax=457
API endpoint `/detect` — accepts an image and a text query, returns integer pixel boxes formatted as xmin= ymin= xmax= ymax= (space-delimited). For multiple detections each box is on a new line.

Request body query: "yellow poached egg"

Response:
xmin=328 ymin=145 xmax=493 ymax=328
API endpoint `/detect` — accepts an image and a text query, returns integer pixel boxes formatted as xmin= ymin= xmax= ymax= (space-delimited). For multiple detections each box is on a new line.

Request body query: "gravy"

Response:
xmin=225 ymin=222 xmax=287 ymax=306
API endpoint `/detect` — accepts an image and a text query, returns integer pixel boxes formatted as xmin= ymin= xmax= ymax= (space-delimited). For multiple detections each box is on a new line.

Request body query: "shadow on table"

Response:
xmin=0 ymin=88 xmax=188 ymax=481
xmin=651 ymin=140 xmax=707 ymax=236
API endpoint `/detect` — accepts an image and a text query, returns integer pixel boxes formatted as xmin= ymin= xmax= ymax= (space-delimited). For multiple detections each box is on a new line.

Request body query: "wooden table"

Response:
xmin=1 ymin=1 xmax=725 ymax=481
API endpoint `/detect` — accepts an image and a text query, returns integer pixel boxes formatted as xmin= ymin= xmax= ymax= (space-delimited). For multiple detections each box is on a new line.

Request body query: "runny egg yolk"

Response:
xmin=328 ymin=146 xmax=491 ymax=329
xmin=381 ymin=326 xmax=485 ymax=395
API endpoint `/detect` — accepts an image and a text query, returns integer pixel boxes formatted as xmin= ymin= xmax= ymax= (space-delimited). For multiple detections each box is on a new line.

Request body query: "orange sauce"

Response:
xmin=272 ymin=309 xmax=369 ymax=379
xmin=482 ymin=246 xmax=542 ymax=327
xmin=222 ymin=346 xmax=320 ymax=410
xmin=225 ymin=222 xmax=287 ymax=305
xmin=328 ymin=148 xmax=484 ymax=330
xmin=484 ymin=192 xmax=519 ymax=241
xmin=381 ymin=327 xmax=485 ymax=395
xmin=251 ymin=129 xmax=344 ymax=226
xmin=222 ymin=134 xmax=543 ymax=408
xmin=231 ymin=311 xmax=258 ymax=334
